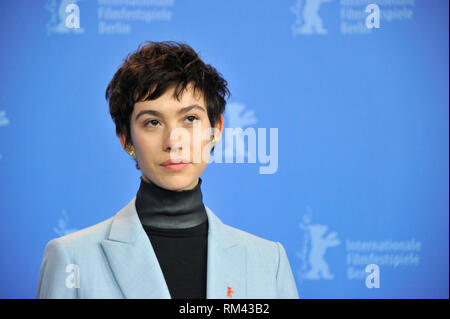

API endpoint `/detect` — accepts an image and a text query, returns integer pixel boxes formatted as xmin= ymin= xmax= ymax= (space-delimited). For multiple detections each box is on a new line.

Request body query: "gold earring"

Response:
xmin=211 ymin=135 xmax=216 ymax=145
xmin=126 ymin=145 xmax=136 ymax=159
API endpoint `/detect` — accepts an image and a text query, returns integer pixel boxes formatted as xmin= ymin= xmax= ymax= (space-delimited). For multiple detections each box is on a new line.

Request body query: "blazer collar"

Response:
xmin=101 ymin=197 xmax=247 ymax=299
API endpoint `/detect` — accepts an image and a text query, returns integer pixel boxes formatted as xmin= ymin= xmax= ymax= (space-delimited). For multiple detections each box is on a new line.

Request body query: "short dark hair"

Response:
xmin=105 ymin=40 xmax=230 ymax=168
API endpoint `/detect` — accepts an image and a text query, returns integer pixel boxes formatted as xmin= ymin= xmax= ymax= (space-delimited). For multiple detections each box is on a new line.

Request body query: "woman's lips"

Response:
xmin=160 ymin=162 xmax=191 ymax=172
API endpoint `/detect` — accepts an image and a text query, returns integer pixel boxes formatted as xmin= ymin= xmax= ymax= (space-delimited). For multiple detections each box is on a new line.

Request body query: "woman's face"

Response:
xmin=120 ymin=83 xmax=223 ymax=191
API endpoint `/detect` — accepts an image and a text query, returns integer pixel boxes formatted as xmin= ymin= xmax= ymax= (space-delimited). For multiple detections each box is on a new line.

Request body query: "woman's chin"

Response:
xmin=149 ymin=174 xmax=198 ymax=192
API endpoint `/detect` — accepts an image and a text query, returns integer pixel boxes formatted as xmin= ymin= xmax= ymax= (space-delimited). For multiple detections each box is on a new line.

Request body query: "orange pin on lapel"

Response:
xmin=227 ymin=286 xmax=234 ymax=298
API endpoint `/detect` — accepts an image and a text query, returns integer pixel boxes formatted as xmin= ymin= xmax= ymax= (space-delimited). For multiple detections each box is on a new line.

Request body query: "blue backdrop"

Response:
xmin=0 ymin=0 xmax=448 ymax=299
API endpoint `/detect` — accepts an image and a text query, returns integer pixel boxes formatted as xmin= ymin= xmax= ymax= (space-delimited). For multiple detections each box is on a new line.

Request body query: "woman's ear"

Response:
xmin=119 ymin=133 xmax=129 ymax=150
xmin=214 ymin=114 xmax=224 ymax=142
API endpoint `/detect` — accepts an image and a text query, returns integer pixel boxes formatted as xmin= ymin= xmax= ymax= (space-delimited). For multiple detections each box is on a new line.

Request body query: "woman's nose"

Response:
xmin=163 ymin=127 xmax=189 ymax=152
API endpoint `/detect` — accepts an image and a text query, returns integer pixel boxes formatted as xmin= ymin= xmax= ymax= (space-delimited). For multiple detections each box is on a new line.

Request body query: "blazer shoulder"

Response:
xmin=47 ymin=216 xmax=114 ymax=251
xmin=37 ymin=216 xmax=115 ymax=299
xmin=222 ymin=222 xmax=279 ymax=254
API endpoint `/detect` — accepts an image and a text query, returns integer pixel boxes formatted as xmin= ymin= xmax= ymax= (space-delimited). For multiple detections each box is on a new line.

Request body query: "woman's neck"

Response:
xmin=135 ymin=176 xmax=207 ymax=229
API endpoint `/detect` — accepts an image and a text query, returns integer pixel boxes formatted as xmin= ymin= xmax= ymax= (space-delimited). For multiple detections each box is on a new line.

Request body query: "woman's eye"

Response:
xmin=145 ymin=119 xmax=160 ymax=127
xmin=185 ymin=115 xmax=199 ymax=124
xmin=144 ymin=116 xmax=198 ymax=127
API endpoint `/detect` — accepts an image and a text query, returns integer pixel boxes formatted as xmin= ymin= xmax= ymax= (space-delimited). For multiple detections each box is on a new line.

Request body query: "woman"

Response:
xmin=37 ymin=41 xmax=299 ymax=299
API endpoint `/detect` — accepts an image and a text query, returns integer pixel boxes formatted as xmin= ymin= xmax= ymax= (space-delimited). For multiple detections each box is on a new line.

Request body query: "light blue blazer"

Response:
xmin=37 ymin=197 xmax=299 ymax=299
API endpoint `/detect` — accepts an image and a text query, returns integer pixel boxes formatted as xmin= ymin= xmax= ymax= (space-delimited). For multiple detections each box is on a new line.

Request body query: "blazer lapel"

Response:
xmin=100 ymin=197 xmax=247 ymax=299
xmin=101 ymin=197 xmax=171 ymax=299
xmin=205 ymin=206 xmax=247 ymax=299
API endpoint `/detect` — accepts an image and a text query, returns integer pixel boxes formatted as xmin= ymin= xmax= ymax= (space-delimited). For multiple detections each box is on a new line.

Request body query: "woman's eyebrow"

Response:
xmin=135 ymin=105 xmax=206 ymax=122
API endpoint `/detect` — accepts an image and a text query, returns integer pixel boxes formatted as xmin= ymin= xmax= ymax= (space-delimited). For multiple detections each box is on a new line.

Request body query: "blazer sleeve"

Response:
xmin=275 ymin=242 xmax=299 ymax=299
xmin=36 ymin=239 xmax=78 ymax=299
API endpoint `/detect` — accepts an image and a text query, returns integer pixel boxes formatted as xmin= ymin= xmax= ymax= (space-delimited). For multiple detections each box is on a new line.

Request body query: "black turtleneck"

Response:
xmin=135 ymin=176 xmax=208 ymax=299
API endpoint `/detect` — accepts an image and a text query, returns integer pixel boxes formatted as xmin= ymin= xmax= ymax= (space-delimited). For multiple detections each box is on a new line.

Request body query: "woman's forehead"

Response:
xmin=135 ymin=86 xmax=206 ymax=114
